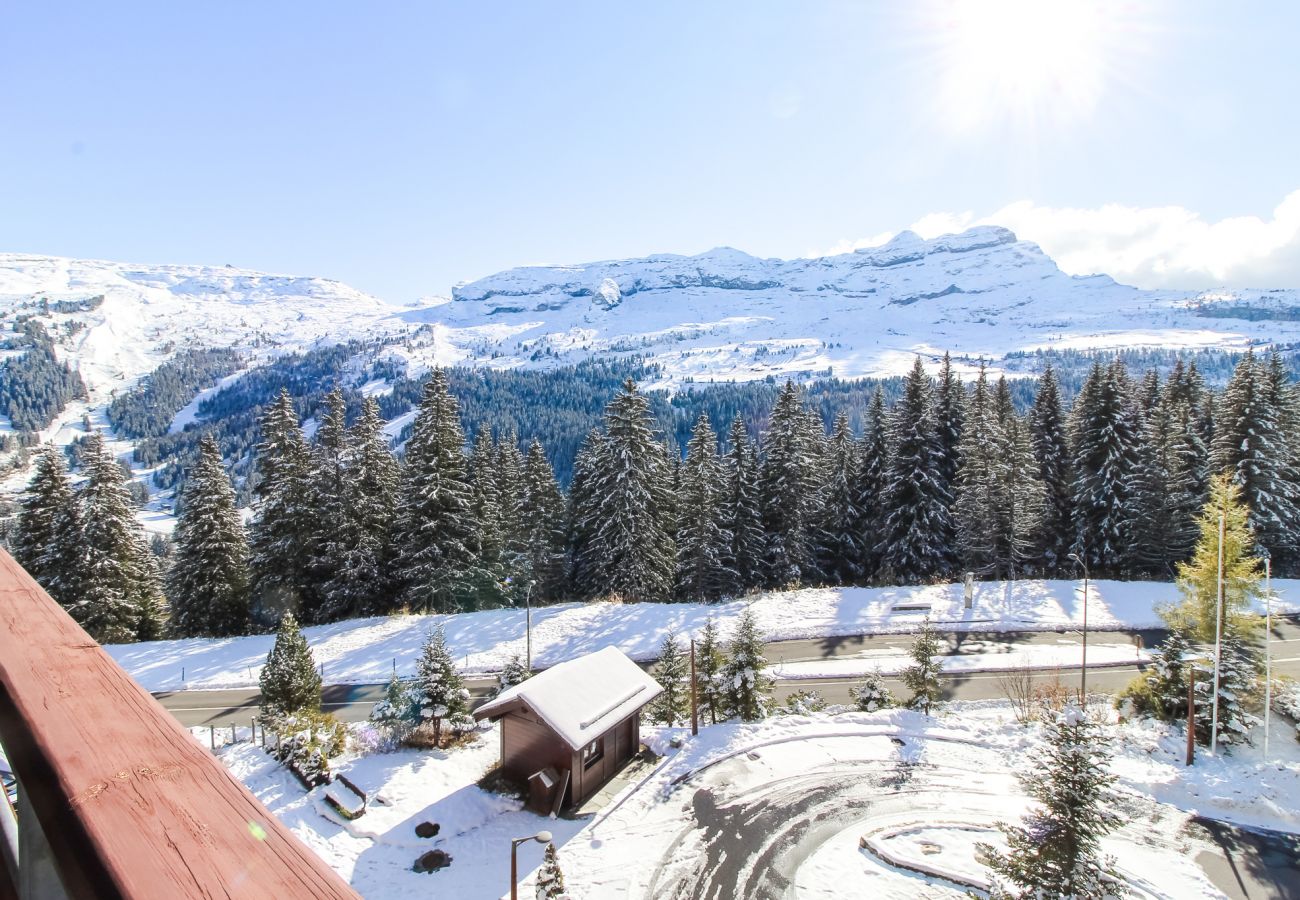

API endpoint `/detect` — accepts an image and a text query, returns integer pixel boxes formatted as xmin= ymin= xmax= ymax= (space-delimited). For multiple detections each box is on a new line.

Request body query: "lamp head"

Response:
xmin=535 ymin=830 xmax=552 ymax=844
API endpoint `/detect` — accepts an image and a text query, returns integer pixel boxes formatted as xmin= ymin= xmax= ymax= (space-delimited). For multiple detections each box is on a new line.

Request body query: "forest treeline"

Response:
xmin=10 ymin=348 xmax=1300 ymax=643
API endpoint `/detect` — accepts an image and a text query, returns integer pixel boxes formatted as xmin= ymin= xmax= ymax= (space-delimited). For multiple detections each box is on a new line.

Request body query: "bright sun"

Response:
xmin=926 ymin=0 xmax=1126 ymax=133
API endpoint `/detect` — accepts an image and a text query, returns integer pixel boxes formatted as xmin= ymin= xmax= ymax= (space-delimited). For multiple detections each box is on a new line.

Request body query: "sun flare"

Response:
xmin=924 ymin=0 xmax=1137 ymax=134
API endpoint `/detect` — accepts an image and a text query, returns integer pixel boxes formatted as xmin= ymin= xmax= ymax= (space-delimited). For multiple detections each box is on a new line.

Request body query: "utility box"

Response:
xmin=527 ymin=767 xmax=560 ymax=815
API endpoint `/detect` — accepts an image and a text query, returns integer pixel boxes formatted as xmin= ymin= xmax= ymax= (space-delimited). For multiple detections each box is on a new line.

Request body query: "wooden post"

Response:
xmin=209 ymin=726 xmax=216 ymax=752
xmin=690 ymin=639 xmax=699 ymax=737
xmin=1185 ymin=673 xmax=1196 ymax=767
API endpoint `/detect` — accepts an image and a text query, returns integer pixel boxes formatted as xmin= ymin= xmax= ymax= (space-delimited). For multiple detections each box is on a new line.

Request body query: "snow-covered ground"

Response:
xmin=106 ymin=578 xmax=1298 ymax=692
xmin=212 ymin=700 xmax=1300 ymax=899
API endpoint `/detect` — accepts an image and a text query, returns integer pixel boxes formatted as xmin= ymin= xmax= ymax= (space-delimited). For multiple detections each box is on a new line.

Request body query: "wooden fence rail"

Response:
xmin=0 ymin=549 xmax=358 ymax=899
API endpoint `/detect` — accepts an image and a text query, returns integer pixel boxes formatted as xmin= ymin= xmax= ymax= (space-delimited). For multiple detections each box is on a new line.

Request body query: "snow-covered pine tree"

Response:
xmin=76 ymin=432 xmax=166 ymax=643
xmin=901 ymin=616 xmax=944 ymax=714
xmin=1167 ymin=471 xmax=1263 ymax=642
xmin=931 ymin=356 xmax=966 ymax=575
xmin=497 ymin=652 xmax=531 ymax=694
xmin=852 ymin=389 xmax=890 ymax=580
xmin=955 ymin=364 xmax=1003 ymax=575
xmin=978 ymin=707 xmax=1126 ymax=899
xmin=249 ymin=389 xmax=316 ymax=627
xmin=1130 ymin=398 xmax=1204 ymax=577
xmin=1069 ymin=361 xmax=1139 ymax=576
xmin=317 ymin=397 xmax=399 ymax=619
xmin=694 ymin=618 xmax=728 ymax=724
xmin=648 ymin=632 xmax=690 ymax=725
xmin=467 ymin=428 xmax=510 ymax=608
xmin=520 ymin=440 xmax=569 ymax=603
xmin=494 ymin=429 xmax=526 ymax=552
xmin=1030 ymin=365 xmax=1073 ymax=575
xmin=813 ymin=413 xmax=864 ymax=584
xmin=851 ymin=670 xmax=896 ymax=712
xmin=534 ymin=842 xmax=567 ymax=900
xmin=723 ymin=607 xmax=773 ymax=721
xmin=259 ymin=611 xmax=322 ymax=717
xmin=393 ymin=370 xmax=488 ymax=613
xmin=416 ymin=626 xmax=471 ymax=745
xmin=369 ymin=672 xmax=419 ymax=739
xmin=168 ymin=436 xmax=251 ymax=637
xmin=1211 ymin=352 xmax=1300 ymax=573
xmin=675 ymin=414 xmax=736 ymax=600
xmin=1193 ymin=631 xmax=1260 ymax=749
xmin=566 ymin=429 xmax=610 ymax=599
xmin=1129 ymin=631 xmax=1192 ymax=721
xmin=724 ymin=415 xmax=765 ymax=592
xmin=586 ymin=379 xmax=676 ymax=603
xmin=996 ymin=414 xmax=1046 ymax=577
xmin=759 ymin=381 xmax=820 ymax=587
xmin=878 ymin=358 xmax=954 ymax=583
xmin=304 ymin=388 xmax=350 ymax=622
xmin=10 ymin=445 xmax=83 ymax=607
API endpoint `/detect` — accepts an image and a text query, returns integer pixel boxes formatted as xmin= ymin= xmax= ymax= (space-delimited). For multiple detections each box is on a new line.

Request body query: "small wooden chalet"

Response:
xmin=473 ymin=646 xmax=663 ymax=811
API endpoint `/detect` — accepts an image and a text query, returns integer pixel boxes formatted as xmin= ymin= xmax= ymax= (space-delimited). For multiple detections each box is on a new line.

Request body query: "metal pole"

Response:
xmin=525 ymin=582 xmax=533 ymax=672
xmin=1264 ymin=557 xmax=1272 ymax=758
xmin=1185 ymin=670 xmax=1196 ymax=766
xmin=1081 ymin=563 xmax=1089 ymax=702
xmin=1210 ymin=510 xmax=1225 ymax=754
xmin=690 ymin=639 xmax=699 ymax=737
xmin=510 ymin=839 xmax=520 ymax=900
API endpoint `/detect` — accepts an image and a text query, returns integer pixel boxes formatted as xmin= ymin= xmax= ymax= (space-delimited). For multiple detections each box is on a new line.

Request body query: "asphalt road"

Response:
xmin=154 ymin=617 xmax=1300 ymax=727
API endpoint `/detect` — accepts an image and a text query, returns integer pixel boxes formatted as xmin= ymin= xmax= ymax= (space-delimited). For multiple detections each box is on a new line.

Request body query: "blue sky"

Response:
xmin=3 ymin=2 xmax=1298 ymax=300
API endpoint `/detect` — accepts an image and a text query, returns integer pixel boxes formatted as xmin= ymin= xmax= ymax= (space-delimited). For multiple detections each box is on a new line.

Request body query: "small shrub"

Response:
xmin=781 ymin=689 xmax=827 ymax=716
xmin=265 ymin=710 xmax=348 ymax=784
xmin=851 ymin=671 xmax=896 ymax=713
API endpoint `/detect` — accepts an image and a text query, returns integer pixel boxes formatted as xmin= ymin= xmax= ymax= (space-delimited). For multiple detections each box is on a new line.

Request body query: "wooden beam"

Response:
xmin=0 ymin=550 xmax=358 ymax=899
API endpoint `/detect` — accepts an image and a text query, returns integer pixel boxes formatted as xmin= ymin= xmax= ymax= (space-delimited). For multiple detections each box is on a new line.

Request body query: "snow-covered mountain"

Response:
xmin=444 ymin=226 xmax=1300 ymax=385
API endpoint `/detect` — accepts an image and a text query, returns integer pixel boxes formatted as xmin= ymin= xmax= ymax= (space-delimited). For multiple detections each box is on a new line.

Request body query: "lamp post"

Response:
xmin=1264 ymin=554 xmax=1273 ymax=758
xmin=525 ymin=579 xmax=534 ymax=673
xmin=1068 ymin=552 xmax=1090 ymax=702
xmin=510 ymin=830 xmax=552 ymax=900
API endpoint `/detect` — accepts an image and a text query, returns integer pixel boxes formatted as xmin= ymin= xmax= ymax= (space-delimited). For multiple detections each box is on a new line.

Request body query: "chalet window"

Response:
xmin=582 ymin=737 xmax=604 ymax=770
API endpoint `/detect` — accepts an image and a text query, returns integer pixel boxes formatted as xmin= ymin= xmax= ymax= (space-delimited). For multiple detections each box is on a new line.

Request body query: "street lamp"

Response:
xmin=1068 ymin=552 xmax=1090 ymax=702
xmin=510 ymin=830 xmax=552 ymax=900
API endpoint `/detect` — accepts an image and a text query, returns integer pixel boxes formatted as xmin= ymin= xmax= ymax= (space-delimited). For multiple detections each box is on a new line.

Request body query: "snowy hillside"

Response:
xmin=446 ymin=226 xmax=1300 ymax=385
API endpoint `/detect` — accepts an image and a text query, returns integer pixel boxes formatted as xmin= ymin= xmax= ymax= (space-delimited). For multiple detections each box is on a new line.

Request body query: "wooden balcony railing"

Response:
xmin=0 ymin=549 xmax=359 ymax=899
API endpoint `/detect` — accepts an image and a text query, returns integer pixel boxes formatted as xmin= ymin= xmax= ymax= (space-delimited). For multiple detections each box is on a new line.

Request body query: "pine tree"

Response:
xmin=494 ymin=429 xmax=526 ymax=552
xmin=249 ymin=390 xmax=316 ymax=627
xmin=520 ymin=440 xmax=569 ymax=603
xmin=901 ymin=616 xmax=944 ymax=714
xmin=497 ymin=653 xmax=532 ymax=694
xmin=1136 ymin=631 xmax=1192 ymax=721
xmin=723 ymin=608 xmax=773 ymax=721
xmin=534 ymin=842 xmax=567 ymax=900
xmin=467 ymin=428 xmax=510 ymax=608
xmin=370 ymin=672 xmax=419 ymax=737
xmin=879 ymin=358 xmax=954 ymax=583
xmin=648 ymin=632 xmax=691 ymax=725
xmin=586 ymin=379 xmax=676 ymax=602
xmin=1030 ymin=366 xmax=1073 ymax=575
xmin=1211 ymin=352 xmax=1300 ymax=572
xmin=394 ymin=370 xmax=488 ymax=613
xmin=675 ymin=415 xmax=735 ymax=600
xmin=1166 ymin=472 xmax=1263 ymax=642
xmin=979 ymin=707 xmax=1126 ymax=899
xmin=566 ymin=429 xmax=609 ymax=599
xmin=813 ymin=413 xmax=864 ymax=584
xmin=724 ymin=415 xmax=765 ymax=592
xmin=304 ymin=388 xmax=350 ymax=621
xmin=1130 ymin=399 xmax=1204 ymax=577
xmin=11 ymin=445 xmax=83 ymax=607
xmin=416 ymin=626 xmax=471 ymax=745
xmin=932 ymin=353 xmax=965 ymax=572
xmin=759 ymin=382 xmax=820 ymax=586
xmin=851 ymin=670 xmax=896 ymax=712
xmin=1193 ymin=632 xmax=1260 ymax=749
xmin=76 ymin=432 xmax=166 ymax=643
xmin=168 ymin=436 xmax=251 ymax=637
xmin=317 ymin=397 xmax=399 ymax=619
xmin=1070 ymin=361 xmax=1139 ymax=575
xmin=259 ymin=611 xmax=322 ymax=717
xmin=694 ymin=618 xmax=728 ymax=724
xmin=852 ymin=389 xmax=890 ymax=580
xmin=955 ymin=365 xmax=1003 ymax=574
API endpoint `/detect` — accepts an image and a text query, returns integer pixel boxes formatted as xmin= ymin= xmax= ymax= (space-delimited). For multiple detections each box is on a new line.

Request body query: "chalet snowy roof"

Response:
xmin=473 ymin=645 xmax=663 ymax=750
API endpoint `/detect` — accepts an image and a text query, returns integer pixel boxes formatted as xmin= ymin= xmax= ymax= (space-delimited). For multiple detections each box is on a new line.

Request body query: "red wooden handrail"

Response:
xmin=0 ymin=549 xmax=358 ymax=899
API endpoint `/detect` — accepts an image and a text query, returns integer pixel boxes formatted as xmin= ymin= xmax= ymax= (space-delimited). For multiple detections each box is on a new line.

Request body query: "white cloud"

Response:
xmin=823 ymin=189 xmax=1300 ymax=290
